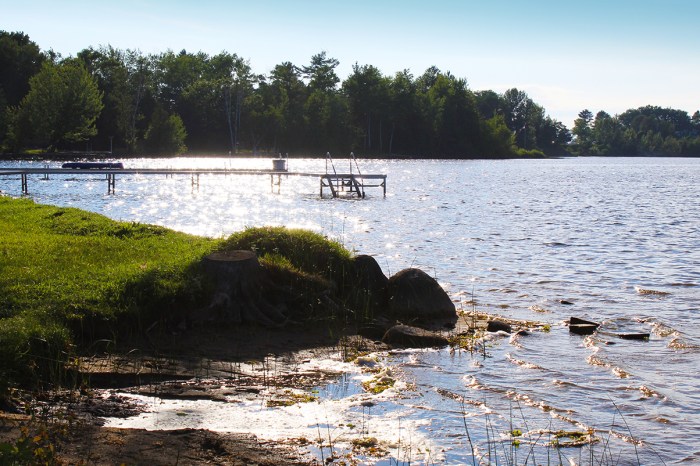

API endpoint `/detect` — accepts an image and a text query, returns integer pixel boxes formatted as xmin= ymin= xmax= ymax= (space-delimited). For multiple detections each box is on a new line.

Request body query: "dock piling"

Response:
xmin=107 ymin=173 xmax=116 ymax=194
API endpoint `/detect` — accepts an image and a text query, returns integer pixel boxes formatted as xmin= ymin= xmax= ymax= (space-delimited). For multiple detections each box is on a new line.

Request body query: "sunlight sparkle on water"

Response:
xmin=105 ymin=356 xmax=440 ymax=464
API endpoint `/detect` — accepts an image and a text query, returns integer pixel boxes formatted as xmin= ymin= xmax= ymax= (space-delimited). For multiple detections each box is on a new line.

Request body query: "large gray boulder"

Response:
xmin=387 ymin=268 xmax=457 ymax=326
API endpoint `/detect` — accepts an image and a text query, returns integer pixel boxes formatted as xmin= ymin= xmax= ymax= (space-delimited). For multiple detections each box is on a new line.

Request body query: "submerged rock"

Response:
xmin=382 ymin=324 xmax=449 ymax=348
xmin=615 ymin=333 xmax=650 ymax=341
xmin=357 ymin=319 xmax=393 ymax=341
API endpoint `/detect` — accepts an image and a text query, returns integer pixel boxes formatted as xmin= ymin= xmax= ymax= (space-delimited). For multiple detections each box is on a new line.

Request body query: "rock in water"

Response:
xmin=568 ymin=317 xmax=600 ymax=336
xmin=386 ymin=268 xmax=457 ymax=326
xmin=487 ymin=320 xmax=512 ymax=333
xmin=345 ymin=254 xmax=389 ymax=314
xmin=382 ymin=324 xmax=449 ymax=348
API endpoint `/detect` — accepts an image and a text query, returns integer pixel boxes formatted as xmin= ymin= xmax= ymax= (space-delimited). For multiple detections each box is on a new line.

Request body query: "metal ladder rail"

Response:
xmin=349 ymin=175 xmax=364 ymax=197
xmin=325 ymin=152 xmax=344 ymax=193
xmin=349 ymin=152 xmax=365 ymax=197
xmin=322 ymin=174 xmax=338 ymax=198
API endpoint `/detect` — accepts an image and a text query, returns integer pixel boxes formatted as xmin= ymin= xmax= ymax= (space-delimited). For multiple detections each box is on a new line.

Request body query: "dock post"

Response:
xmin=270 ymin=174 xmax=282 ymax=194
xmin=21 ymin=173 xmax=28 ymax=195
xmin=107 ymin=173 xmax=116 ymax=194
xmin=270 ymin=174 xmax=281 ymax=194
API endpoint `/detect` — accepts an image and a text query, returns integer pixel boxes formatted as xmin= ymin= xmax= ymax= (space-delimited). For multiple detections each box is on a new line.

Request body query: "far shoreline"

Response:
xmin=2 ymin=151 xmax=562 ymax=161
xmin=5 ymin=151 xmax=700 ymax=161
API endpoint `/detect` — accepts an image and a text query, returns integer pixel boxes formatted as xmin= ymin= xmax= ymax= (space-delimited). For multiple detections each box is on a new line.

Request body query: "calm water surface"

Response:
xmin=2 ymin=157 xmax=698 ymax=464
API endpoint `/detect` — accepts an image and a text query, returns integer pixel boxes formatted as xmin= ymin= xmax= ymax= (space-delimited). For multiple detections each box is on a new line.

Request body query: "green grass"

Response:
xmin=220 ymin=226 xmax=356 ymax=322
xmin=221 ymin=226 xmax=352 ymax=283
xmin=0 ymin=197 xmax=218 ymax=389
xmin=0 ymin=199 xmax=357 ymax=392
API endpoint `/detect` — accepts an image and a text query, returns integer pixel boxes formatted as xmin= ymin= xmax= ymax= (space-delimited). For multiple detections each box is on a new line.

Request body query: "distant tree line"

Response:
xmin=571 ymin=107 xmax=700 ymax=156
xmin=1 ymin=30 xmax=698 ymax=157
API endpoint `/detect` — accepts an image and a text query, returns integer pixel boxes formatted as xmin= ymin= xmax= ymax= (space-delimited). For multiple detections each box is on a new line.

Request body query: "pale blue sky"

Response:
xmin=2 ymin=0 xmax=699 ymax=127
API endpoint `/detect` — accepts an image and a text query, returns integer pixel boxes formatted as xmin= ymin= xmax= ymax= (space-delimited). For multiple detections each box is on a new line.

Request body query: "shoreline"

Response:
xmin=1 ymin=152 xmax=555 ymax=161
xmin=1 ymin=312 xmax=526 ymax=464
xmin=0 ymin=322 xmax=396 ymax=464
xmin=0 ymin=323 xmax=368 ymax=465
xmin=0 ymin=196 xmax=548 ymax=464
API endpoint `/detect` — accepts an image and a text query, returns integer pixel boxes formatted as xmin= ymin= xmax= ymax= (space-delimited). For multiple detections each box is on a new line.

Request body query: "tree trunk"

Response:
xmin=366 ymin=113 xmax=371 ymax=151
xmin=389 ymin=123 xmax=395 ymax=155
xmin=224 ymin=85 xmax=235 ymax=154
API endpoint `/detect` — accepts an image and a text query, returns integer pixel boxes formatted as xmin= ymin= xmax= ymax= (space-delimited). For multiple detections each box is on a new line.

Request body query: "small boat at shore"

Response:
xmin=61 ymin=162 xmax=124 ymax=169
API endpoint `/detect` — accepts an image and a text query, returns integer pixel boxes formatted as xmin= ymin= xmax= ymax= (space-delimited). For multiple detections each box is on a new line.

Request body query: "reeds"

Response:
xmin=457 ymin=397 xmax=653 ymax=466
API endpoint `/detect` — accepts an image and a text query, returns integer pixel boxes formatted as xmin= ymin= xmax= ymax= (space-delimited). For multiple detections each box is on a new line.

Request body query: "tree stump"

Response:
xmin=203 ymin=250 xmax=261 ymax=288
xmin=201 ymin=250 xmax=288 ymax=326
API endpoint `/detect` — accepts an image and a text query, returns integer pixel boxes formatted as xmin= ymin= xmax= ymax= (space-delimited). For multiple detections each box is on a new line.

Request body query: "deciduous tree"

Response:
xmin=0 ymin=31 xmax=45 ymax=107
xmin=15 ymin=60 xmax=103 ymax=150
xmin=143 ymin=105 xmax=187 ymax=154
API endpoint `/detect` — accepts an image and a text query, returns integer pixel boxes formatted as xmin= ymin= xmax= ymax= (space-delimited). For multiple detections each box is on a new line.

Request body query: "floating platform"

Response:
xmin=319 ymin=173 xmax=387 ymax=198
xmin=61 ymin=162 xmax=125 ymax=169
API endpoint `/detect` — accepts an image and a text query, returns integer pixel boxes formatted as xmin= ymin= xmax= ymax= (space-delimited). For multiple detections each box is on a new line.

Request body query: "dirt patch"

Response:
xmin=0 ymin=414 xmax=308 ymax=465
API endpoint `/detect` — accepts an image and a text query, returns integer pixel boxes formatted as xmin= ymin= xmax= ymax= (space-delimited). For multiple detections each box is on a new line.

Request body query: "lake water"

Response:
xmin=2 ymin=157 xmax=699 ymax=464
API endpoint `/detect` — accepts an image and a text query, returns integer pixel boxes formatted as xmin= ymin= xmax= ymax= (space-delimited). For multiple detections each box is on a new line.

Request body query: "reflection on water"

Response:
xmin=2 ymin=157 xmax=699 ymax=464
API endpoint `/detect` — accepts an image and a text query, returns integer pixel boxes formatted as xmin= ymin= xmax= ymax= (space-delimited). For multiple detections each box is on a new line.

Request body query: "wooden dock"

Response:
xmin=0 ymin=165 xmax=387 ymax=198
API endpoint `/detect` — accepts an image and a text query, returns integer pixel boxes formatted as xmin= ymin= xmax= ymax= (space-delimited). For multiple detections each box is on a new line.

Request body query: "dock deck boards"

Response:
xmin=0 ymin=167 xmax=387 ymax=197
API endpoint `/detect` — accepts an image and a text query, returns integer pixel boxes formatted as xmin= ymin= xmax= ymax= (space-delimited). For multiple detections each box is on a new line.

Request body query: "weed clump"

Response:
xmin=221 ymin=226 xmax=353 ymax=284
xmin=218 ymin=226 xmax=364 ymax=323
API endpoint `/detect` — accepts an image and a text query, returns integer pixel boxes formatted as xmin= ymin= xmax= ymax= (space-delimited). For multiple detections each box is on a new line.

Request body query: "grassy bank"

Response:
xmin=0 ymin=196 xmax=353 ymax=394
xmin=0 ymin=197 xmax=219 ymax=390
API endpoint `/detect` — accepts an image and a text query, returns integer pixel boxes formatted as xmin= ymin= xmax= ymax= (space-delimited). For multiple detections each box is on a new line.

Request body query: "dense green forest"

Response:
xmin=1 ymin=31 xmax=698 ymax=157
xmin=572 ymin=108 xmax=700 ymax=156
